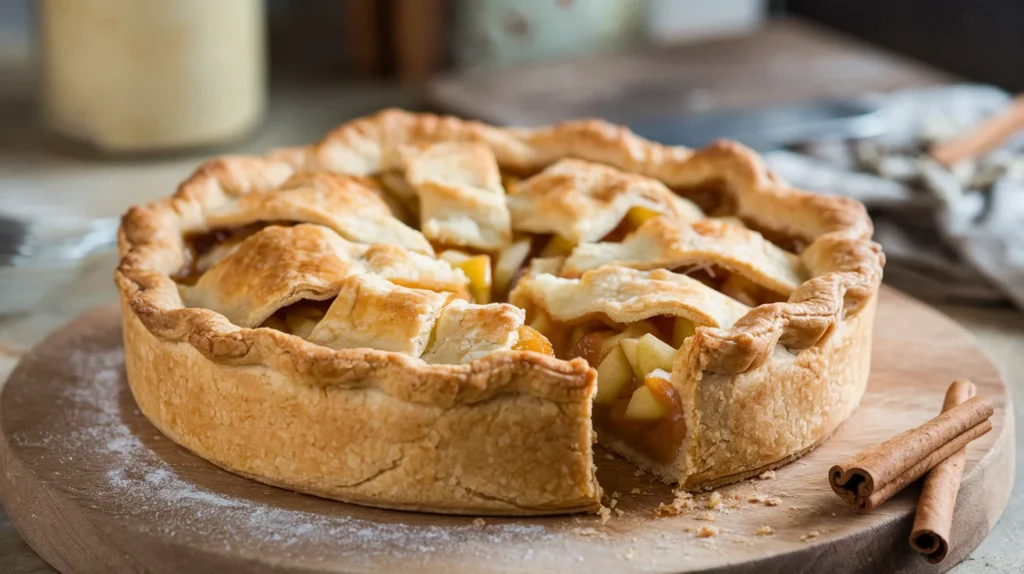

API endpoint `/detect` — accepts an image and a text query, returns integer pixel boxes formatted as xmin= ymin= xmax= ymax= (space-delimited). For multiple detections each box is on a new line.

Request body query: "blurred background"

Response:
xmin=6 ymin=0 xmax=1024 ymax=313
xmin=2 ymin=2 xmax=1024 ymax=572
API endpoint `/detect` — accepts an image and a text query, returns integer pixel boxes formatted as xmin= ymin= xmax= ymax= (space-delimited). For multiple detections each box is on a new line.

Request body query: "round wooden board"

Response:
xmin=0 ymin=287 xmax=1013 ymax=574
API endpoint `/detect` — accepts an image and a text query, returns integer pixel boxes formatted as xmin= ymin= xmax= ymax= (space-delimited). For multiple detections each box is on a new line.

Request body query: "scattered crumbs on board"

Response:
xmin=757 ymin=470 xmax=776 ymax=480
xmin=748 ymin=494 xmax=783 ymax=507
xmin=696 ymin=526 xmax=720 ymax=538
xmin=471 ymin=518 xmax=486 ymax=528
xmin=654 ymin=489 xmax=695 ymax=517
xmin=623 ymin=547 xmax=636 ymax=561
xmin=634 ymin=469 xmax=645 ymax=477
xmin=755 ymin=525 xmax=774 ymax=536
xmin=694 ymin=511 xmax=716 ymax=522
xmin=705 ymin=491 xmax=723 ymax=509
xmin=800 ymin=531 xmax=821 ymax=541
xmin=598 ymin=506 xmax=612 ymax=524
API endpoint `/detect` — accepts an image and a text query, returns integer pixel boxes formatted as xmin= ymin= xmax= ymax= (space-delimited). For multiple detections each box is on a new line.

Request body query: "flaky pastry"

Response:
xmin=116 ymin=109 xmax=883 ymax=514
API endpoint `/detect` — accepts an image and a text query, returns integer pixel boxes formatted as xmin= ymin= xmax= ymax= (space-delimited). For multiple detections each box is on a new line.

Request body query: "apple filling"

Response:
xmin=259 ymin=299 xmax=333 ymax=338
xmin=672 ymin=179 xmax=737 ymax=217
xmin=738 ymin=220 xmax=810 ymax=255
xmin=527 ymin=314 xmax=696 ymax=464
xmin=676 ymin=264 xmax=789 ymax=307
xmin=438 ymin=237 xmax=534 ymax=304
xmin=174 ymin=222 xmax=288 ymax=285
xmin=583 ymin=320 xmax=691 ymax=463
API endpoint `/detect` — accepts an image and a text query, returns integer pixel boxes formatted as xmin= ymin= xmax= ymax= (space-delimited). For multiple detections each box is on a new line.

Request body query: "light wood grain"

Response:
xmin=0 ymin=287 xmax=1012 ymax=573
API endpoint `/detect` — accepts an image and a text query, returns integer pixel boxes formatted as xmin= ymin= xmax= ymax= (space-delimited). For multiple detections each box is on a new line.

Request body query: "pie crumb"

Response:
xmin=605 ymin=453 xmax=616 ymax=460
xmin=800 ymin=530 xmax=820 ymax=541
xmin=757 ymin=470 xmax=776 ymax=480
xmin=576 ymin=527 xmax=601 ymax=537
xmin=613 ymin=508 xmax=624 ymax=517
xmin=634 ymin=469 xmax=645 ymax=477
xmin=695 ymin=511 xmax=716 ymax=522
xmin=598 ymin=506 xmax=612 ymax=523
xmin=471 ymin=518 xmax=486 ymax=528
xmin=631 ymin=488 xmax=642 ymax=495
xmin=748 ymin=495 xmax=766 ymax=504
xmin=764 ymin=497 xmax=782 ymax=507
xmin=623 ymin=547 xmax=636 ymax=561
xmin=755 ymin=525 xmax=774 ymax=536
xmin=696 ymin=525 xmax=720 ymax=538
xmin=609 ymin=498 xmax=618 ymax=509
xmin=704 ymin=491 xmax=723 ymax=509
xmin=611 ymin=491 xmax=621 ymax=498
xmin=654 ymin=489 xmax=695 ymax=517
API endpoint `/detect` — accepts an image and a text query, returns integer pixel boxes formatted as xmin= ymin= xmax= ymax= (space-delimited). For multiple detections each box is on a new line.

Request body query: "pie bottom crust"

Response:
xmin=119 ymin=297 xmax=602 ymax=515
xmin=120 ymin=290 xmax=873 ymax=513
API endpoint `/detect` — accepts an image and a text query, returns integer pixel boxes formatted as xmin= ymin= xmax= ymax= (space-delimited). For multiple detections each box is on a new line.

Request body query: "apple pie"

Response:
xmin=115 ymin=109 xmax=884 ymax=515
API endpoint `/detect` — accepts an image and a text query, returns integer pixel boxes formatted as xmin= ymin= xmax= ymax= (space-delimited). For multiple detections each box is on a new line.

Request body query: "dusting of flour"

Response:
xmin=37 ymin=346 xmax=577 ymax=568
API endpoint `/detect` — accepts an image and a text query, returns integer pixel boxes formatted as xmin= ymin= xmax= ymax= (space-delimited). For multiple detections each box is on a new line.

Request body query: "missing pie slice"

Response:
xmin=115 ymin=110 xmax=883 ymax=515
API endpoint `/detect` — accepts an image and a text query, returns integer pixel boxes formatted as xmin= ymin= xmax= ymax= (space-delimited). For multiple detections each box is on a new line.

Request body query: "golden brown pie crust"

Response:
xmin=115 ymin=109 xmax=883 ymax=515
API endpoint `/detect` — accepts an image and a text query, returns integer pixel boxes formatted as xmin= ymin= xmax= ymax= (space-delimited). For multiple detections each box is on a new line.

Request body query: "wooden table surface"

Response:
xmin=0 ymin=19 xmax=1021 ymax=573
xmin=428 ymin=18 xmax=957 ymax=125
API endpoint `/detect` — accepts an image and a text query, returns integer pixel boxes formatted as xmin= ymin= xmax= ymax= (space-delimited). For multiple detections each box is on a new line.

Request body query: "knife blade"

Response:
xmin=627 ymin=98 xmax=886 ymax=151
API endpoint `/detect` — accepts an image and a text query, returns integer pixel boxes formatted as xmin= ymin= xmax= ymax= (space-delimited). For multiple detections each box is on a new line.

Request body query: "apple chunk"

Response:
xmin=617 ymin=338 xmax=642 ymax=380
xmin=595 ymin=345 xmax=634 ymax=404
xmin=623 ymin=369 xmax=673 ymax=422
xmin=636 ymin=333 xmax=677 ymax=376
xmin=625 ymin=205 xmax=664 ymax=229
xmin=721 ymin=273 xmax=760 ymax=307
xmin=672 ymin=317 xmax=697 ymax=348
xmin=512 ymin=325 xmax=553 ymax=356
xmin=599 ymin=321 xmax=658 ymax=359
xmin=541 ymin=234 xmax=576 ymax=257
xmin=457 ymin=254 xmax=492 ymax=304
xmin=493 ymin=239 xmax=531 ymax=296
xmin=569 ymin=329 xmax=615 ymax=366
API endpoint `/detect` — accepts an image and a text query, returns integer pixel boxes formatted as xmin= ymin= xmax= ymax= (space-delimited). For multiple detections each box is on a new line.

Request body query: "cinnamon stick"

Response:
xmin=829 ymin=395 xmax=993 ymax=511
xmin=909 ymin=380 xmax=977 ymax=564
xmin=929 ymin=94 xmax=1024 ymax=166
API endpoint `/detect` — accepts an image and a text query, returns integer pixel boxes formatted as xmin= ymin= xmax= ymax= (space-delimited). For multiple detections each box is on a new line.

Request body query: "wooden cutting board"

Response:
xmin=0 ymin=287 xmax=1012 ymax=573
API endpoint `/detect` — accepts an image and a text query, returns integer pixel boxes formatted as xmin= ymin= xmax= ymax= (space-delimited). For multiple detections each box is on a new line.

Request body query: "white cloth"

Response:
xmin=766 ymin=85 xmax=1024 ymax=309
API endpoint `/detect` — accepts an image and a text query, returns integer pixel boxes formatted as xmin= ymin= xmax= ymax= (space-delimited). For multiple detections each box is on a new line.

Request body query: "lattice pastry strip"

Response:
xmin=181 ymin=224 xmax=467 ymax=328
xmin=420 ymin=299 xmax=525 ymax=364
xmin=506 ymin=159 xmax=704 ymax=243
xmin=307 ymin=274 xmax=455 ymax=355
xmin=205 ymin=172 xmax=434 ymax=255
xmin=396 ymin=142 xmax=513 ymax=251
xmin=300 ymin=276 xmax=523 ymax=363
xmin=563 ymin=217 xmax=807 ymax=296
xmin=510 ymin=266 xmax=751 ymax=329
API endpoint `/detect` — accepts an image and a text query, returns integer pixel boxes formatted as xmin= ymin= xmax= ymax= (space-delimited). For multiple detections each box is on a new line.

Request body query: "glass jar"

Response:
xmin=39 ymin=0 xmax=267 ymax=155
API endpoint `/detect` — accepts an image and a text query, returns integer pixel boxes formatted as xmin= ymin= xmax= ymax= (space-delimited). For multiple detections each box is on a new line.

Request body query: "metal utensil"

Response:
xmin=0 ymin=213 xmax=119 ymax=315
xmin=0 ymin=214 xmax=119 ymax=265
xmin=627 ymin=97 xmax=887 ymax=151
